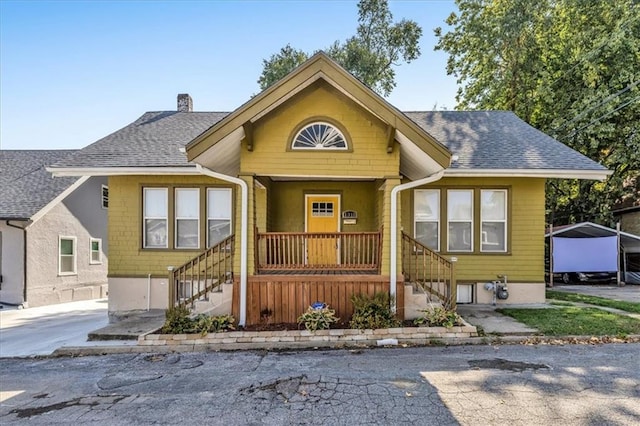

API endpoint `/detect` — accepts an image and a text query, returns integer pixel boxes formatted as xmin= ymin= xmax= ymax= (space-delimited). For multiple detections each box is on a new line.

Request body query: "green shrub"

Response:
xmin=350 ymin=292 xmax=400 ymax=330
xmin=413 ymin=307 xmax=463 ymax=328
xmin=297 ymin=306 xmax=339 ymax=331
xmin=204 ymin=314 xmax=236 ymax=333
xmin=162 ymin=305 xmax=193 ymax=334
xmin=161 ymin=306 xmax=236 ymax=335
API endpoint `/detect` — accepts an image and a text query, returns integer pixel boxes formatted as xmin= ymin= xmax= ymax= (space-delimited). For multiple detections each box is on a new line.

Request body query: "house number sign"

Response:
xmin=342 ymin=210 xmax=357 ymax=225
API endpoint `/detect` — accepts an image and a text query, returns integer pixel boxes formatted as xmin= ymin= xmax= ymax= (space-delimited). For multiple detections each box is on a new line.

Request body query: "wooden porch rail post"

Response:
xmin=254 ymin=226 xmax=260 ymax=274
xmin=167 ymin=266 xmax=175 ymax=308
xmin=450 ymin=257 xmax=457 ymax=310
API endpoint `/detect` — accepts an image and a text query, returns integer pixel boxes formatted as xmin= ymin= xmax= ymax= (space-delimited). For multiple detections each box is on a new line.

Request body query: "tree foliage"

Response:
xmin=435 ymin=0 xmax=640 ymax=226
xmin=257 ymin=0 xmax=422 ymax=96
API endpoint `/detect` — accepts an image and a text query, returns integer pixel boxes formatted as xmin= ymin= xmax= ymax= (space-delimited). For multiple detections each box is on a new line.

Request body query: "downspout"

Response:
xmin=6 ymin=220 xmax=31 ymax=307
xmin=195 ymin=164 xmax=249 ymax=326
xmin=389 ymin=170 xmax=445 ymax=312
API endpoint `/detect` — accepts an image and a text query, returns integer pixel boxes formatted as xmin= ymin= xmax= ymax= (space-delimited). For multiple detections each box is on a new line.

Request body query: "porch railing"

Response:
xmin=169 ymin=235 xmax=235 ymax=309
xmin=401 ymin=232 xmax=457 ymax=310
xmin=256 ymin=230 xmax=382 ymax=273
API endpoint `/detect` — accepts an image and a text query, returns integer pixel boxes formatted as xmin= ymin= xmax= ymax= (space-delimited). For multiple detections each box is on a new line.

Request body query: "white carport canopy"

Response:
xmin=545 ymin=221 xmax=640 ymax=284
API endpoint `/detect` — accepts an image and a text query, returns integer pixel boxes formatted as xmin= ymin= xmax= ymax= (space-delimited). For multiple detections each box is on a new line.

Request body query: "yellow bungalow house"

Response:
xmin=49 ymin=53 xmax=610 ymax=326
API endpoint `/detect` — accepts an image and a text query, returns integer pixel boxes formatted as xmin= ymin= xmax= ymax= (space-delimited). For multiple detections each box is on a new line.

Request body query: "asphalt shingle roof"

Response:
xmin=53 ymin=111 xmax=228 ymax=168
xmin=404 ymin=111 xmax=607 ymax=171
xmin=0 ymin=150 xmax=79 ymax=220
xmin=49 ymin=109 xmax=606 ymax=173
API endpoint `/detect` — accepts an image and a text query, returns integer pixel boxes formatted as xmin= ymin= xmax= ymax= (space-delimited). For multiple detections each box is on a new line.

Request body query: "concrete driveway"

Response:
xmin=551 ymin=284 xmax=640 ymax=303
xmin=0 ymin=299 xmax=110 ymax=357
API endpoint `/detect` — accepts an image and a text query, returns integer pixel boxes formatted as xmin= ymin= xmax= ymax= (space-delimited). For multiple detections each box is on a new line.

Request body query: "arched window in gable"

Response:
xmin=291 ymin=122 xmax=348 ymax=150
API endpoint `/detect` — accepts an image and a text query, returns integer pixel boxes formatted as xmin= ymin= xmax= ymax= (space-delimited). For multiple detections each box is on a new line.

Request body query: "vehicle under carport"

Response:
xmin=546 ymin=222 xmax=640 ymax=285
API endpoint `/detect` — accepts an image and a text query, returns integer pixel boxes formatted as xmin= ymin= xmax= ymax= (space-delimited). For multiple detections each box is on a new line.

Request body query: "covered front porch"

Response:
xmin=168 ymin=228 xmax=456 ymax=326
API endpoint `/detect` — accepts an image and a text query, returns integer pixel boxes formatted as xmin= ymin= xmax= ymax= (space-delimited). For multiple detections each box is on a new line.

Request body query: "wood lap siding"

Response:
xmin=233 ymin=276 xmax=404 ymax=325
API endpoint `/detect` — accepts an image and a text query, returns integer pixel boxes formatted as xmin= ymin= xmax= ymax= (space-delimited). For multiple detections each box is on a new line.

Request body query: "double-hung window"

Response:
xmin=447 ymin=190 xmax=473 ymax=252
xmin=175 ymin=188 xmax=200 ymax=249
xmin=59 ymin=236 xmax=77 ymax=275
xmin=207 ymin=188 xmax=232 ymax=247
xmin=90 ymin=238 xmax=102 ymax=264
xmin=143 ymin=188 xmax=168 ymax=248
xmin=481 ymin=190 xmax=507 ymax=252
xmin=414 ymin=189 xmax=440 ymax=251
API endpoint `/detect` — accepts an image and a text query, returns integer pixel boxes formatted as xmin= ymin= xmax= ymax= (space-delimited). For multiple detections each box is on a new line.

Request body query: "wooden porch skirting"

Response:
xmin=233 ymin=275 xmax=404 ymax=326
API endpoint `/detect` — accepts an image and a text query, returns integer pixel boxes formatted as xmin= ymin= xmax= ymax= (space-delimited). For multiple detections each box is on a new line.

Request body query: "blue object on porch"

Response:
xmin=311 ymin=302 xmax=326 ymax=309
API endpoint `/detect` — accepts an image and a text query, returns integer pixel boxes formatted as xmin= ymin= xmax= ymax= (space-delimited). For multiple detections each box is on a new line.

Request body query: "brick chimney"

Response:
xmin=177 ymin=94 xmax=193 ymax=112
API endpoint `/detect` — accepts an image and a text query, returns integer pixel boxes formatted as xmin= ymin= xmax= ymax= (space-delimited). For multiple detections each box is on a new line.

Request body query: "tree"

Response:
xmin=435 ymin=0 xmax=640 ymax=226
xmin=257 ymin=0 xmax=422 ymax=96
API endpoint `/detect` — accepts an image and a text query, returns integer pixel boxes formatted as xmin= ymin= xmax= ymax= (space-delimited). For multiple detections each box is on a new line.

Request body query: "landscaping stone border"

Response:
xmin=138 ymin=321 xmax=478 ymax=350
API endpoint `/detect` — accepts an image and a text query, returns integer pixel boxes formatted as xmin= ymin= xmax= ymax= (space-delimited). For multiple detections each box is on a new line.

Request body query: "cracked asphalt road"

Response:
xmin=1 ymin=344 xmax=639 ymax=425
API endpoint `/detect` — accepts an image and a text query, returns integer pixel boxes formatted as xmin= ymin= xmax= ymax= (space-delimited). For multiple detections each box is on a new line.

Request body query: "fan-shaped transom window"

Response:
xmin=292 ymin=122 xmax=347 ymax=150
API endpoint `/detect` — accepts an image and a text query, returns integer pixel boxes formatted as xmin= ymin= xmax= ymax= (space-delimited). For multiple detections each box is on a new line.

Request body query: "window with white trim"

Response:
xmin=90 ymin=238 xmax=102 ymax=264
xmin=101 ymin=185 xmax=109 ymax=209
xmin=207 ymin=188 xmax=232 ymax=247
xmin=59 ymin=236 xmax=77 ymax=275
xmin=447 ymin=190 xmax=473 ymax=252
xmin=175 ymin=188 xmax=200 ymax=249
xmin=143 ymin=188 xmax=168 ymax=248
xmin=414 ymin=189 xmax=440 ymax=251
xmin=292 ymin=122 xmax=347 ymax=150
xmin=481 ymin=189 xmax=507 ymax=252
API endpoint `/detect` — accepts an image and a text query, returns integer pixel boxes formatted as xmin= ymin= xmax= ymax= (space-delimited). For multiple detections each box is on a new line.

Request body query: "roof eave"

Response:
xmin=444 ymin=168 xmax=612 ymax=180
xmin=47 ymin=166 xmax=200 ymax=177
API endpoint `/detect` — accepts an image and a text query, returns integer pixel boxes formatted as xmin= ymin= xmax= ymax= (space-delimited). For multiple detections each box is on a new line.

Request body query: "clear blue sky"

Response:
xmin=1 ymin=0 xmax=459 ymax=150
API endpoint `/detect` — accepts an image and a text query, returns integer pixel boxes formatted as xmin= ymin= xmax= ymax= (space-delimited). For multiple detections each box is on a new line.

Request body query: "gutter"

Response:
xmin=389 ymin=170 xmax=445 ymax=312
xmin=195 ymin=164 xmax=249 ymax=327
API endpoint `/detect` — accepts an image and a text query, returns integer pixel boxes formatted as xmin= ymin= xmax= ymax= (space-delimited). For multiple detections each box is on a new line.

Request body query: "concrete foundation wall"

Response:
xmin=108 ymin=277 xmax=170 ymax=315
xmin=0 ymin=222 xmax=26 ymax=305
xmin=474 ymin=282 xmax=545 ymax=305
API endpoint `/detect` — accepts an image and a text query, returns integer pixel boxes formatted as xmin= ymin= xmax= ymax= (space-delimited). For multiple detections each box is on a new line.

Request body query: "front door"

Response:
xmin=305 ymin=195 xmax=340 ymax=265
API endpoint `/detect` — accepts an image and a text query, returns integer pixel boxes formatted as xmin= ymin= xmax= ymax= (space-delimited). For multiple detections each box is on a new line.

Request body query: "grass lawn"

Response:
xmin=496 ymin=307 xmax=640 ymax=336
xmin=546 ymin=290 xmax=640 ymax=313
